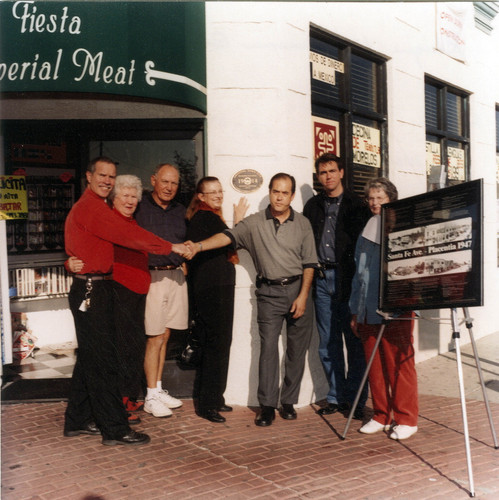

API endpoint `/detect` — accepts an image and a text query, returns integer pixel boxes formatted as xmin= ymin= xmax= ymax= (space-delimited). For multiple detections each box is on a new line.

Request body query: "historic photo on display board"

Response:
xmin=380 ymin=179 xmax=483 ymax=312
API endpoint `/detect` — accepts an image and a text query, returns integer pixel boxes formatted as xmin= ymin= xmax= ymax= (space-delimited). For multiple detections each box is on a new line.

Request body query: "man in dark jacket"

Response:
xmin=303 ymin=153 xmax=370 ymax=418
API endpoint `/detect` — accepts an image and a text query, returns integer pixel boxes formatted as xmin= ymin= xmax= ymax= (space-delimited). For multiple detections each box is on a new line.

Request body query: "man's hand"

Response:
xmin=289 ymin=267 xmax=314 ymax=319
xmin=67 ymin=256 xmax=84 ymax=273
xmin=290 ymin=294 xmax=307 ymax=319
xmin=183 ymin=240 xmax=200 ymax=259
xmin=184 ymin=234 xmax=231 ymax=257
xmin=171 ymin=243 xmax=192 ymax=259
xmin=233 ymin=197 xmax=249 ymax=225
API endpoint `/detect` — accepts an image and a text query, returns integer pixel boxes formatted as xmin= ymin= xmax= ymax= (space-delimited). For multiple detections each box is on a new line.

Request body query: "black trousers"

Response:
xmin=64 ymin=279 xmax=129 ymax=440
xmin=112 ymin=282 xmax=146 ymax=400
xmin=194 ymin=285 xmax=235 ymax=412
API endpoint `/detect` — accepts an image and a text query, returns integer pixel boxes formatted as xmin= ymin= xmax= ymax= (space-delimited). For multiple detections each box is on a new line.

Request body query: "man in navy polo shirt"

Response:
xmin=134 ymin=164 xmax=188 ymax=418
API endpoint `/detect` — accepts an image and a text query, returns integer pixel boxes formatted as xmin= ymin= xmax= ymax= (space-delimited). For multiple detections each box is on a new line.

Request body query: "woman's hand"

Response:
xmin=350 ymin=314 xmax=359 ymax=338
xmin=182 ymin=240 xmax=200 ymax=260
xmin=172 ymin=243 xmax=192 ymax=259
xmin=233 ymin=197 xmax=249 ymax=225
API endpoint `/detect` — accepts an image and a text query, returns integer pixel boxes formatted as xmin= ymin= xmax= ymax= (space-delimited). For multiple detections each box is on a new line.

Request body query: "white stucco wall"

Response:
xmin=205 ymin=2 xmax=499 ymax=406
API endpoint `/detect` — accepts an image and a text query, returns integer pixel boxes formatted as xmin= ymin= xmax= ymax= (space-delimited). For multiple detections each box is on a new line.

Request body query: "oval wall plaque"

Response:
xmin=231 ymin=169 xmax=264 ymax=193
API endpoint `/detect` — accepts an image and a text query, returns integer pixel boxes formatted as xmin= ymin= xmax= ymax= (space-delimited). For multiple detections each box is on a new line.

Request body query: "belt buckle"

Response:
xmin=280 ymin=278 xmax=289 ymax=286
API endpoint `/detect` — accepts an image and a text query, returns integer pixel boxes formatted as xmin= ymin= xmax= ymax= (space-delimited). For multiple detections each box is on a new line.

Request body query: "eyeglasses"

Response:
xmin=201 ymin=190 xmax=224 ymax=196
xmin=368 ymin=195 xmax=389 ymax=204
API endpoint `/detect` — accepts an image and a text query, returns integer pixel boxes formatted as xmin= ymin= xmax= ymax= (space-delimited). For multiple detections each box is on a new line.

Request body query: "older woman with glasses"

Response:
xmin=185 ymin=176 xmax=248 ymax=423
xmin=350 ymin=177 xmax=418 ymax=441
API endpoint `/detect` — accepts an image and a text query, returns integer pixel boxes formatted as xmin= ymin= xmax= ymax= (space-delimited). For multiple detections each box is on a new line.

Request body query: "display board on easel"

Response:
xmin=358 ymin=178 xmax=496 ymax=498
xmin=379 ymin=179 xmax=483 ymax=313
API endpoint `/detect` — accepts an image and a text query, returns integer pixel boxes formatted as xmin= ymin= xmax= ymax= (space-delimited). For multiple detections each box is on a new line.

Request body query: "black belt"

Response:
xmin=259 ymin=275 xmax=301 ymax=286
xmin=320 ymin=262 xmax=338 ymax=270
xmin=74 ymin=273 xmax=112 ymax=281
xmin=149 ymin=265 xmax=179 ymax=271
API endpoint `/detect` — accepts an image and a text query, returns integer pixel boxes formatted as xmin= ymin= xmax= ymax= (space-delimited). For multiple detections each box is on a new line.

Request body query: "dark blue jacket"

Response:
xmin=303 ymin=189 xmax=370 ymax=302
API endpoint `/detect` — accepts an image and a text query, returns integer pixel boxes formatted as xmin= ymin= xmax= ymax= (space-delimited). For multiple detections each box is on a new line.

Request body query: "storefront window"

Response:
xmin=3 ymin=118 xmax=204 ymax=267
xmin=310 ymin=26 xmax=387 ymax=195
xmin=89 ymin=139 xmax=200 ymax=206
xmin=425 ymin=77 xmax=470 ymax=191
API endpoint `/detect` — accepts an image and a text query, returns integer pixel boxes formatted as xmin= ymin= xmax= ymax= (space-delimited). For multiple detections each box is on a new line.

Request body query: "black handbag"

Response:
xmin=179 ymin=320 xmax=203 ymax=367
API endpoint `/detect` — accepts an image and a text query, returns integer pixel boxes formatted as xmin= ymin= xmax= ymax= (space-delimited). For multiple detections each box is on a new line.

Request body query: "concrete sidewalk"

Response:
xmin=417 ymin=330 xmax=499 ymax=404
xmin=2 ymin=333 xmax=498 ymax=500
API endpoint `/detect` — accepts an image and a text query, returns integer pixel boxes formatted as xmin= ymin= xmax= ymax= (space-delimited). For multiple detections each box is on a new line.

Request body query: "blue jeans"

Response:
xmin=314 ymin=269 xmax=367 ymax=407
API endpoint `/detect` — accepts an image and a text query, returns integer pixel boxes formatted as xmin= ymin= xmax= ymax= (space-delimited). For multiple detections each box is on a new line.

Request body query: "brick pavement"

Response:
xmin=2 ymin=394 xmax=498 ymax=500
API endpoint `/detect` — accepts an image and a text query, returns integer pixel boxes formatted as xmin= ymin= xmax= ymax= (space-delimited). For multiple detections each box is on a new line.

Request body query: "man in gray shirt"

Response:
xmin=185 ymin=173 xmax=317 ymax=426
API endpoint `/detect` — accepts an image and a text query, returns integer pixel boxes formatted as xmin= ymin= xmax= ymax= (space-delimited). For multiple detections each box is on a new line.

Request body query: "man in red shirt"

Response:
xmin=63 ymin=157 xmax=188 ymax=446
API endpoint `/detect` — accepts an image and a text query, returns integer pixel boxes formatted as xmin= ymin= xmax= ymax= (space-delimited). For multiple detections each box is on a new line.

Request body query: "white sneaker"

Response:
xmin=144 ymin=396 xmax=173 ymax=418
xmin=359 ymin=418 xmax=391 ymax=434
xmin=389 ymin=424 xmax=418 ymax=440
xmin=156 ymin=389 xmax=183 ymax=409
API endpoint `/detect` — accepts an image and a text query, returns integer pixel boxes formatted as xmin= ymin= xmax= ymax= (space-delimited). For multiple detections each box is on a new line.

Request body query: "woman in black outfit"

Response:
xmin=186 ymin=176 xmax=248 ymax=423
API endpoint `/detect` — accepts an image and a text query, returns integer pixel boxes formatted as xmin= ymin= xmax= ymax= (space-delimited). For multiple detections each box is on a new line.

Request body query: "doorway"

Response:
xmin=1 ymin=118 xmax=205 ymax=400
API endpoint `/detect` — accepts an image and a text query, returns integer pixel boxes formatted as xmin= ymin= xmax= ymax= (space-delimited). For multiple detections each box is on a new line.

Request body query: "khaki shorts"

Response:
xmin=145 ymin=269 xmax=189 ymax=335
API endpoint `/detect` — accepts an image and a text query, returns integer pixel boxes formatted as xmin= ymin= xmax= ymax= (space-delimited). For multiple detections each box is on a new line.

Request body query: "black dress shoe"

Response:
xmin=64 ymin=421 xmax=101 ymax=437
xmin=102 ymin=430 xmax=151 ymax=446
xmin=317 ymin=403 xmax=340 ymax=415
xmin=338 ymin=402 xmax=350 ymax=412
xmin=255 ymin=406 xmax=275 ymax=427
xmin=200 ymin=409 xmax=226 ymax=423
xmin=279 ymin=404 xmax=297 ymax=420
xmin=352 ymin=407 xmax=364 ymax=421
xmin=219 ymin=404 xmax=233 ymax=412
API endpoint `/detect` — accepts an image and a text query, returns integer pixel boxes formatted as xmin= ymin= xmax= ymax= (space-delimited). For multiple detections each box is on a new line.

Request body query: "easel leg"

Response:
xmin=342 ymin=322 xmax=387 ymax=439
xmin=462 ymin=307 xmax=498 ymax=448
xmin=451 ymin=308 xmax=475 ymax=497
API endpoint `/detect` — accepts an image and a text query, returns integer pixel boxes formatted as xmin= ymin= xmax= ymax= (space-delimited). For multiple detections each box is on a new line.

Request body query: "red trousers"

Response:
xmin=358 ymin=314 xmax=418 ymax=426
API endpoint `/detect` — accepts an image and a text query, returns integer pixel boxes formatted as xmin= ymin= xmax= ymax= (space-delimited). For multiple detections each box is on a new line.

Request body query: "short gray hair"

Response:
xmin=110 ymin=175 xmax=143 ymax=202
xmin=364 ymin=177 xmax=398 ymax=202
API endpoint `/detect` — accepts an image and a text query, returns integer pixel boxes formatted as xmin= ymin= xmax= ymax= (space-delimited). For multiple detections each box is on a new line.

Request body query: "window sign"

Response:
xmin=447 ymin=146 xmax=465 ymax=181
xmin=310 ymin=51 xmax=344 ymax=87
xmin=0 ymin=2 xmax=207 ymax=112
xmin=312 ymin=116 xmax=340 ymax=159
xmin=0 ymin=176 xmax=28 ymax=220
xmin=425 ymin=79 xmax=469 ymax=190
xmin=426 ymin=140 xmax=444 ymax=185
xmin=352 ymin=122 xmax=381 ymax=168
